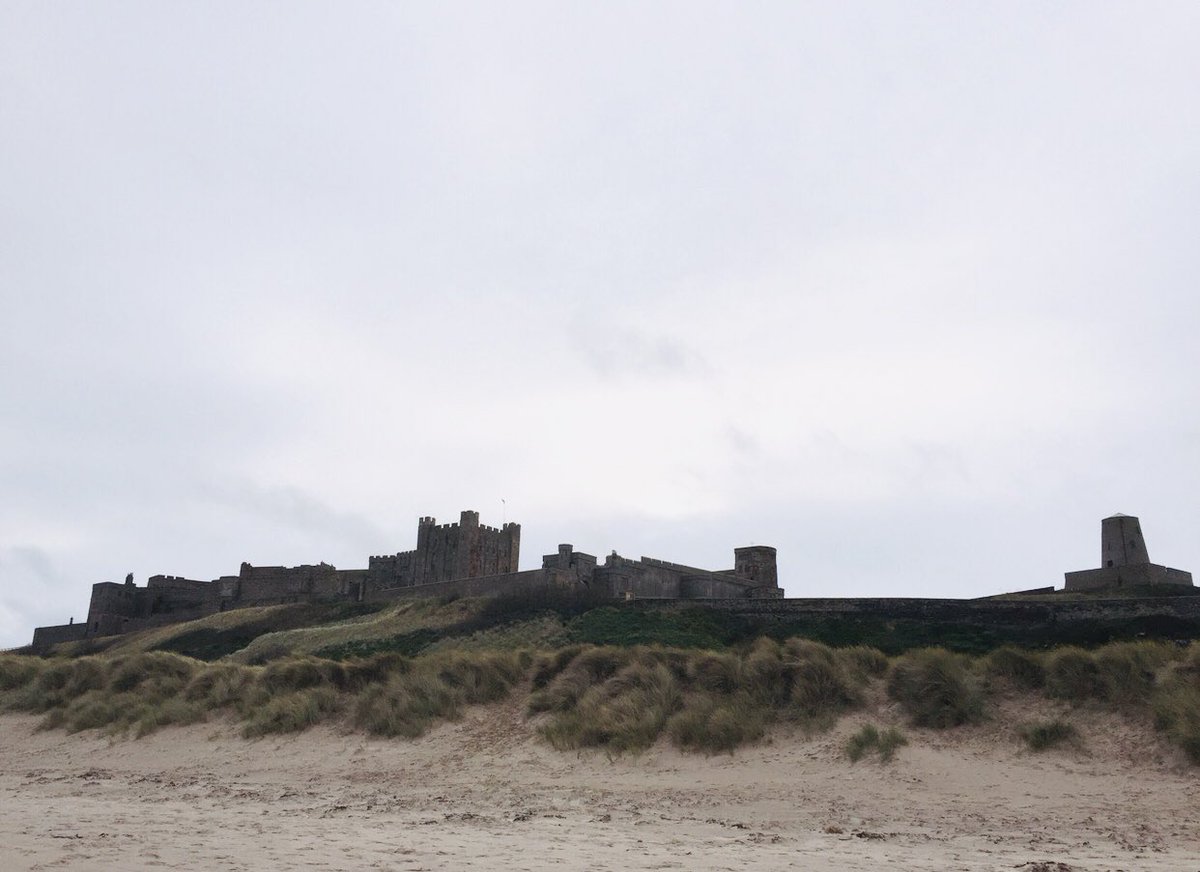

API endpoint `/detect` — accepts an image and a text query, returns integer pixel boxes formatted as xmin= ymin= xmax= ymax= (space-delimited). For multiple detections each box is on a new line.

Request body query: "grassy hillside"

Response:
xmin=4 ymin=588 xmax=1200 ymax=764
xmin=36 ymin=587 xmax=1200 ymax=666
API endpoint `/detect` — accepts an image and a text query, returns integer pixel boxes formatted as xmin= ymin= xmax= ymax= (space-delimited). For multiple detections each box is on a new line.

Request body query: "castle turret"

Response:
xmin=734 ymin=545 xmax=781 ymax=597
xmin=1065 ymin=514 xmax=1192 ymax=591
xmin=1100 ymin=513 xmax=1150 ymax=568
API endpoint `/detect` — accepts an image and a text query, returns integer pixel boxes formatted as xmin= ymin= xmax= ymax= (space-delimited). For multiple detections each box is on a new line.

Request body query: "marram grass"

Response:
xmin=3 ymin=639 xmax=1200 ymax=763
xmin=845 ymin=723 xmax=908 ymax=762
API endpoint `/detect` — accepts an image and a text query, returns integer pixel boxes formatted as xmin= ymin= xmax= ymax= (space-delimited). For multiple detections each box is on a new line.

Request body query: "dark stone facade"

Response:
xmin=1065 ymin=514 xmax=1193 ymax=592
xmin=31 ymin=510 xmax=781 ymax=649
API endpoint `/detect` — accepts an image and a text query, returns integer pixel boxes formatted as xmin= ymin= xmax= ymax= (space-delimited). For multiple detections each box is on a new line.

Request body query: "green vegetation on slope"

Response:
xmin=36 ymin=584 xmax=1200 ymax=668
xmin=2 ymin=639 xmax=1200 ymax=763
xmin=8 ymin=586 xmax=1200 ymax=764
xmin=1018 ymin=719 xmax=1079 ymax=752
xmin=845 ymin=723 xmax=908 ymax=762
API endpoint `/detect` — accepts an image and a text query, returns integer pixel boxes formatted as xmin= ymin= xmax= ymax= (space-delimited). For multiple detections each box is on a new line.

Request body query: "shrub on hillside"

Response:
xmin=1044 ymin=648 xmax=1104 ymax=702
xmin=1152 ymin=673 xmax=1200 ymax=764
xmin=528 ymin=646 xmax=635 ymax=714
xmin=667 ymin=692 xmax=765 ymax=754
xmin=130 ymin=697 xmax=208 ymax=737
xmin=182 ymin=663 xmax=258 ymax=710
xmin=985 ymin=647 xmax=1045 ymax=690
xmin=1018 ymin=719 xmax=1078 ymax=751
xmin=243 ymin=687 xmax=340 ymax=738
xmin=540 ymin=659 xmax=681 ymax=753
xmin=46 ymin=690 xmax=124 ymax=733
xmin=887 ymin=648 xmax=984 ymax=728
xmin=531 ymin=646 xmax=584 ymax=689
xmin=7 ymin=658 xmax=110 ymax=713
xmin=433 ymin=650 xmax=529 ymax=704
xmin=337 ymin=652 xmax=411 ymax=691
xmin=353 ymin=671 xmax=463 ymax=738
xmin=1094 ymin=641 xmax=1174 ymax=706
xmin=107 ymin=652 xmax=197 ymax=694
xmin=780 ymin=639 xmax=861 ymax=720
xmin=836 ymin=646 xmax=890 ymax=682
xmin=845 ymin=723 xmax=907 ymax=762
xmin=741 ymin=638 xmax=789 ymax=706
xmin=0 ymin=654 xmax=44 ymax=693
xmin=258 ymin=656 xmax=339 ymax=694
xmin=687 ymin=651 xmax=742 ymax=694
xmin=351 ymin=649 xmax=528 ymax=739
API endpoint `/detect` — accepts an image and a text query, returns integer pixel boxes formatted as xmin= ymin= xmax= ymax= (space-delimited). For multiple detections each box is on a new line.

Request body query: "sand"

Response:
xmin=2 ymin=700 xmax=1198 ymax=871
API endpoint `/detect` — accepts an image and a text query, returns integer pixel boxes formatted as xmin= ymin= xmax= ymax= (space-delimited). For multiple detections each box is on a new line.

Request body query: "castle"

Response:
xmin=28 ymin=512 xmax=1196 ymax=652
xmin=31 ymin=510 xmax=782 ymax=649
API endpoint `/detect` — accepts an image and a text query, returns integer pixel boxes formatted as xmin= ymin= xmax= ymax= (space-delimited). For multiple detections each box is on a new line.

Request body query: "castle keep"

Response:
xmin=31 ymin=510 xmax=782 ymax=649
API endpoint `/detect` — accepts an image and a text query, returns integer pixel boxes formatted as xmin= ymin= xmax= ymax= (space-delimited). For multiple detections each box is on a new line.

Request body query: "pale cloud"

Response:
xmin=1 ymin=3 xmax=1198 ymax=645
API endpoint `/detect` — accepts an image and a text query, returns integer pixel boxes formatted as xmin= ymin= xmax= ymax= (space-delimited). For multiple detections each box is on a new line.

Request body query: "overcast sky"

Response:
xmin=2 ymin=3 xmax=1198 ymax=648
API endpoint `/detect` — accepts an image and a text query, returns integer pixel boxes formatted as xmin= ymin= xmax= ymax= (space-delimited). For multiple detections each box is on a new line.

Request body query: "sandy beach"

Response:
xmin=2 ymin=698 xmax=1198 ymax=872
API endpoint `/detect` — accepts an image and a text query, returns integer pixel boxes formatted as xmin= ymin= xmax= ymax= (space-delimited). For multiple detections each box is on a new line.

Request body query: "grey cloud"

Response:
xmin=575 ymin=321 xmax=711 ymax=380
xmin=1 ymin=4 xmax=1198 ymax=646
xmin=195 ymin=482 xmax=388 ymax=555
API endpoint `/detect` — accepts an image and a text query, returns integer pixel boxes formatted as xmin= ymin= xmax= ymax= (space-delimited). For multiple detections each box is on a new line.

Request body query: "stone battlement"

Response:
xmin=31 ymin=509 xmax=780 ymax=649
xmin=1065 ymin=514 xmax=1193 ymax=592
xmin=33 ymin=513 xmax=1187 ymax=652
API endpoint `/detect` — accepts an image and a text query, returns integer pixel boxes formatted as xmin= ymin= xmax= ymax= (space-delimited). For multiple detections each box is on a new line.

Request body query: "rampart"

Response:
xmin=368 ymin=568 xmax=565 ymax=603
xmin=673 ymin=595 xmax=1200 ymax=623
xmin=30 ymin=622 xmax=89 ymax=649
xmin=30 ymin=509 xmax=781 ymax=649
xmin=32 ymin=512 xmax=1189 ymax=652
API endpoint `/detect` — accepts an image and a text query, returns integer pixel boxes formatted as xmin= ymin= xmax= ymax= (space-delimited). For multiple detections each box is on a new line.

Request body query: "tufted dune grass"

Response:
xmin=3 ymin=639 xmax=1199 ymax=763
xmin=845 ymin=723 xmax=908 ymax=762
xmin=1018 ymin=719 xmax=1079 ymax=752
xmin=529 ymin=639 xmax=870 ymax=754
xmin=887 ymin=648 xmax=985 ymax=728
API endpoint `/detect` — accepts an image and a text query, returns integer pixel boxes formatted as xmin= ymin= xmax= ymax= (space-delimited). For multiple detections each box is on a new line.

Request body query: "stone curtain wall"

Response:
xmin=678 ymin=595 xmax=1200 ymax=625
xmin=365 ymin=568 xmax=561 ymax=603
xmin=30 ymin=622 xmax=89 ymax=649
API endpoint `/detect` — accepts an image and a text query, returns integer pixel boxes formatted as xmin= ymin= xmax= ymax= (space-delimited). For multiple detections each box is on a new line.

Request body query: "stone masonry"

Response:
xmin=1064 ymin=513 xmax=1193 ymax=591
xmin=31 ymin=510 xmax=781 ymax=649
xmin=29 ymin=511 xmax=1193 ymax=651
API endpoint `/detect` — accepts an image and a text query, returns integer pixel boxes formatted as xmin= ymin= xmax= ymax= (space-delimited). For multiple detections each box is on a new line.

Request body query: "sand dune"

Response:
xmin=2 ymin=701 xmax=1198 ymax=871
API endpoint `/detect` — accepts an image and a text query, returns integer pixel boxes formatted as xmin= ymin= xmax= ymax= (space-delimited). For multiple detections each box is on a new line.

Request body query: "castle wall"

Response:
xmin=541 ymin=545 xmax=597 ymax=585
xmin=367 ymin=550 xmax=418 ymax=590
xmin=29 ymin=510 xmax=782 ymax=648
xmin=1064 ymin=563 xmax=1194 ymax=592
xmin=366 ymin=567 xmax=572 ymax=603
xmin=31 ymin=622 xmax=89 ymax=651
xmin=236 ymin=563 xmax=360 ymax=605
xmin=596 ymin=564 xmax=681 ymax=599
xmin=659 ymin=594 xmax=1200 ymax=625
xmin=146 ymin=575 xmax=218 ymax=614
xmin=680 ymin=574 xmax=760 ymax=599
xmin=590 ymin=552 xmax=779 ymax=600
xmin=85 ymin=582 xmax=142 ymax=634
